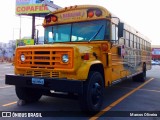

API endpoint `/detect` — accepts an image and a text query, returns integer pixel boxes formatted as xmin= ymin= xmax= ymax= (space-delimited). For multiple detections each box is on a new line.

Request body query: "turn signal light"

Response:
xmin=87 ymin=11 xmax=94 ymax=18
xmin=87 ymin=8 xmax=102 ymax=18
xmin=51 ymin=16 xmax=57 ymax=22
xmin=45 ymin=15 xmax=58 ymax=23
xmin=83 ymin=53 xmax=89 ymax=60
xmin=95 ymin=9 xmax=102 ymax=17
xmin=45 ymin=16 xmax=51 ymax=23
xmin=101 ymin=44 xmax=108 ymax=51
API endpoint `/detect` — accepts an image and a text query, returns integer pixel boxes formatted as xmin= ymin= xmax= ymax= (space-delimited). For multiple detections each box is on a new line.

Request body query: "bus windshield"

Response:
xmin=44 ymin=20 xmax=109 ymax=43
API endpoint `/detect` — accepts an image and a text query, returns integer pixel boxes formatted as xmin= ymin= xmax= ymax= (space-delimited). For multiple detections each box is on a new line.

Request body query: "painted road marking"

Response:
xmin=2 ymin=101 xmax=17 ymax=107
xmin=114 ymin=86 xmax=160 ymax=93
xmin=4 ymin=67 xmax=11 ymax=69
xmin=139 ymin=88 xmax=160 ymax=93
xmin=89 ymin=78 xmax=154 ymax=120
xmin=0 ymin=86 xmax=13 ymax=89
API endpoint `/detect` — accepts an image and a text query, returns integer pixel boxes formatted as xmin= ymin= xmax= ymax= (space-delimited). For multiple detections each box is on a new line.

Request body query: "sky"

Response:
xmin=0 ymin=0 xmax=160 ymax=45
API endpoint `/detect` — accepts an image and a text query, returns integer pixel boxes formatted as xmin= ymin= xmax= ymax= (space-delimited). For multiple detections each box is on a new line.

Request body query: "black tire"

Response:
xmin=15 ymin=86 xmax=42 ymax=103
xmin=133 ymin=63 xmax=146 ymax=82
xmin=79 ymin=71 xmax=104 ymax=113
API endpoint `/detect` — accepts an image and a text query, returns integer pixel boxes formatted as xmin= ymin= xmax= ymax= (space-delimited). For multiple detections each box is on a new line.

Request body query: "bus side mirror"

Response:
xmin=118 ymin=22 xmax=124 ymax=38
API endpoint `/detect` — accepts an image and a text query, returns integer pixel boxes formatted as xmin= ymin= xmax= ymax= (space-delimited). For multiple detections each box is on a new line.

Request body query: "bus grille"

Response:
xmin=25 ymin=70 xmax=59 ymax=78
xmin=16 ymin=47 xmax=74 ymax=78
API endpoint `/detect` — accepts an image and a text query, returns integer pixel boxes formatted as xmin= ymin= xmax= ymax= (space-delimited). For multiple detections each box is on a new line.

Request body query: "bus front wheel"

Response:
xmin=15 ymin=86 xmax=42 ymax=103
xmin=79 ymin=71 xmax=104 ymax=113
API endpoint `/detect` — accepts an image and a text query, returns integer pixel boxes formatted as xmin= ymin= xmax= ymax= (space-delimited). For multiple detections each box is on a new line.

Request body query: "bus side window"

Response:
xmin=119 ymin=30 xmax=125 ymax=45
xmin=142 ymin=39 xmax=144 ymax=50
xmin=111 ymin=24 xmax=116 ymax=41
xmin=137 ymin=37 xmax=140 ymax=49
xmin=124 ymin=31 xmax=129 ymax=47
xmin=116 ymin=26 xmax=118 ymax=41
xmin=146 ymin=41 xmax=149 ymax=51
xmin=144 ymin=40 xmax=146 ymax=50
xmin=140 ymin=39 xmax=142 ymax=50
xmin=134 ymin=35 xmax=137 ymax=48
xmin=130 ymin=33 xmax=134 ymax=48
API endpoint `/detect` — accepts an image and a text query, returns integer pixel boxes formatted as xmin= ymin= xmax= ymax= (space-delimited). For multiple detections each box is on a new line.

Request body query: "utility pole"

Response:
xmin=31 ymin=15 xmax=36 ymax=40
xmin=19 ymin=15 xmax=21 ymax=39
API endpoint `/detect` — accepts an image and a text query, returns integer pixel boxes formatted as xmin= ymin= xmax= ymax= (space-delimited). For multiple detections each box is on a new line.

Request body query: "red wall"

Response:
xmin=152 ymin=48 xmax=160 ymax=60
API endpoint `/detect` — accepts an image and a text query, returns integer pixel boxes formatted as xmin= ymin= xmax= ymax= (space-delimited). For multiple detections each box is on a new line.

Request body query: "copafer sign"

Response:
xmin=16 ymin=0 xmax=50 ymax=14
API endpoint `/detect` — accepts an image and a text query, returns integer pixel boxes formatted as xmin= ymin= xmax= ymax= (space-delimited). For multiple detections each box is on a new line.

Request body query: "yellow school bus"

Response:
xmin=5 ymin=5 xmax=151 ymax=112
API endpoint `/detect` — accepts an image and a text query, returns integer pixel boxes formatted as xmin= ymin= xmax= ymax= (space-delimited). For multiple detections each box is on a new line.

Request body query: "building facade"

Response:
xmin=0 ymin=40 xmax=16 ymax=62
xmin=152 ymin=45 xmax=160 ymax=60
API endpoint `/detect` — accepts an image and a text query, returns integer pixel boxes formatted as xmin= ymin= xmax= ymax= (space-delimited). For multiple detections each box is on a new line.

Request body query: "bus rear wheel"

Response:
xmin=133 ymin=63 xmax=146 ymax=82
xmin=79 ymin=71 xmax=104 ymax=113
xmin=15 ymin=86 xmax=42 ymax=103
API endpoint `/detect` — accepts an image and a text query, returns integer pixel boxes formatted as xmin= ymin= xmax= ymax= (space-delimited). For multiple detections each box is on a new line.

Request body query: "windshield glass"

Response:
xmin=44 ymin=20 xmax=109 ymax=43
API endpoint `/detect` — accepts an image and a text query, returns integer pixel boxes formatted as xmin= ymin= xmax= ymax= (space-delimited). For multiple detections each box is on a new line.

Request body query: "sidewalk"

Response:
xmin=0 ymin=62 xmax=13 ymax=66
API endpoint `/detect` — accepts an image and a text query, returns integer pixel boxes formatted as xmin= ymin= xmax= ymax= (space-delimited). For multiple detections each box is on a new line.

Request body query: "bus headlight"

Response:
xmin=20 ymin=54 xmax=25 ymax=62
xmin=62 ymin=54 xmax=69 ymax=63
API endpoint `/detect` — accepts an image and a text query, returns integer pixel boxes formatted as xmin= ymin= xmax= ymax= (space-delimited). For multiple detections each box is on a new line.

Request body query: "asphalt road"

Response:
xmin=0 ymin=63 xmax=160 ymax=120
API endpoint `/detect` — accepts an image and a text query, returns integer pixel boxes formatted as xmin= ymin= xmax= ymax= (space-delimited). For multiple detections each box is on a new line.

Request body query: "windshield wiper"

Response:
xmin=89 ymin=25 xmax=104 ymax=42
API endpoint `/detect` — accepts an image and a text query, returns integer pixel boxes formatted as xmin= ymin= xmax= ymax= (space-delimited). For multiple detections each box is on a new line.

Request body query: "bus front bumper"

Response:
xmin=5 ymin=75 xmax=83 ymax=94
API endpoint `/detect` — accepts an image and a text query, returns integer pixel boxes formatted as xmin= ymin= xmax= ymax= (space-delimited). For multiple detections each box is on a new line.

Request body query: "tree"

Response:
xmin=0 ymin=47 xmax=6 ymax=62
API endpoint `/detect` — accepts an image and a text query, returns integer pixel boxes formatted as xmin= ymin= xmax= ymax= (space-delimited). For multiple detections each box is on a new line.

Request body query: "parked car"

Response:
xmin=155 ymin=60 xmax=160 ymax=64
xmin=151 ymin=60 xmax=160 ymax=65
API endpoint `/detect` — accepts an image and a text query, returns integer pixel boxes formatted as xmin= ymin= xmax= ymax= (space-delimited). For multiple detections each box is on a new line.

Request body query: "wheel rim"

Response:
xmin=91 ymin=82 xmax=103 ymax=106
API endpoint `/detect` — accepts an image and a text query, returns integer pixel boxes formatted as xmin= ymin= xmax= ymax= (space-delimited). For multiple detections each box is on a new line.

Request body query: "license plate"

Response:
xmin=32 ymin=78 xmax=44 ymax=85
